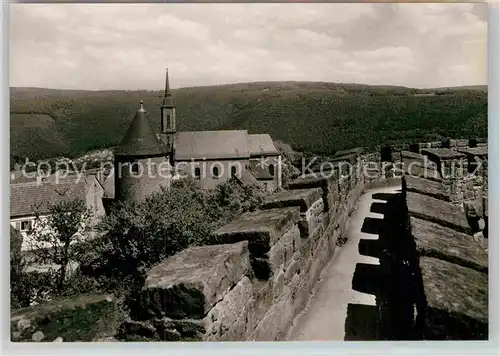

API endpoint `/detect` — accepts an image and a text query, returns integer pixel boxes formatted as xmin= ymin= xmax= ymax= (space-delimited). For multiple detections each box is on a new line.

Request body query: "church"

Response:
xmin=113 ymin=69 xmax=282 ymax=203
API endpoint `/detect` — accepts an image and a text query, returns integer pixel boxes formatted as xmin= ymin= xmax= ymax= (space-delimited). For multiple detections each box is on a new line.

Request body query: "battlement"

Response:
xmin=10 ymin=138 xmax=488 ymax=341
xmin=401 ymin=174 xmax=488 ymax=339
xmin=121 ymin=149 xmax=367 ymax=341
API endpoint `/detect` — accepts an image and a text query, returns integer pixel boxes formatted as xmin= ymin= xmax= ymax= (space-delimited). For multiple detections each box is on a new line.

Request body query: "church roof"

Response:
xmin=115 ymin=101 xmax=164 ymax=156
xmin=174 ymin=130 xmax=250 ymax=160
xmin=248 ymin=134 xmax=278 ymax=156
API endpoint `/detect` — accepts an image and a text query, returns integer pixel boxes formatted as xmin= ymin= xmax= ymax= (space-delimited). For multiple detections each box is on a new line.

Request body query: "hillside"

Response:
xmin=10 ymin=82 xmax=487 ymax=162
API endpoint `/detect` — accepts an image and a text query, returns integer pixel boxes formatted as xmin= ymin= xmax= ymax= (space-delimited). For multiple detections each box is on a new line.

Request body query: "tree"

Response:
xmin=76 ymin=177 xmax=268 ymax=304
xmin=28 ymin=199 xmax=92 ymax=295
xmin=10 ymin=226 xmax=27 ymax=309
xmin=206 ymin=178 xmax=266 ymax=226
xmin=10 ymin=226 xmax=56 ymax=308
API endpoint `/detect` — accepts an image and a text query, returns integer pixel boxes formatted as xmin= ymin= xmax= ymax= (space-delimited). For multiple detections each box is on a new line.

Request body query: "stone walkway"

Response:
xmin=287 ymin=185 xmax=401 ymax=341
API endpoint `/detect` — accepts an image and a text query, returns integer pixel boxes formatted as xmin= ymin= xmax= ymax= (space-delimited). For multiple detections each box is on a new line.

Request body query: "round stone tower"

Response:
xmin=114 ymin=101 xmax=170 ymax=204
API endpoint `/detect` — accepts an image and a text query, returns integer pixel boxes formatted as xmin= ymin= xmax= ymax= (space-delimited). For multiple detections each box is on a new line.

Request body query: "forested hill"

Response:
xmin=10 ymin=82 xmax=487 ymax=162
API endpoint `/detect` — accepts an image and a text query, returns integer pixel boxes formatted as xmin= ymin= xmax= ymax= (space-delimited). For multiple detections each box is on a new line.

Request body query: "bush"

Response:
xmin=77 ymin=178 xmax=267 ymax=296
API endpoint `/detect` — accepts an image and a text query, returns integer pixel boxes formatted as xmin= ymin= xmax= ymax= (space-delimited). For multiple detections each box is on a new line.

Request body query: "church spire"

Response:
xmin=162 ymin=68 xmax=174 ymax=107
xmin=160 ymin=68 xmax=176 ymax=152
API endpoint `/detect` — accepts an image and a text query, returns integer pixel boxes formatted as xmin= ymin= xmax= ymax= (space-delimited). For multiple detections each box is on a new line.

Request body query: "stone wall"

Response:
xmin=371 ymin=138 xmax=488 ymax=213
xmin=124 ymin=151 xmax=367 ymax=341
xmin=401 ymin=174 xmax=488 ymax=340
xmin=10 ymin=138 xmax=488 ymax=342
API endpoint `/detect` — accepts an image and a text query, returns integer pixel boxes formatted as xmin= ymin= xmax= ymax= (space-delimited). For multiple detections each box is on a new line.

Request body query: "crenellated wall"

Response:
xmin=372 ymin=138 xmax=488 ymax=212
xmin=401 ymin=173 xmax=488 ymax=340
xmin=10 ymin=137 xmax=488 ymax=342
xmin=128 ymin=151 xmax=367 ymax=341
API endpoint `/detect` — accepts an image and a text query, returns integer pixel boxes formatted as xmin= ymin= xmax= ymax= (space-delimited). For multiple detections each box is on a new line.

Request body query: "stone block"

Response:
xmin=212 ymin=207 xmax=300 ymax=255
xmin=262 ymin=188 xmax=323 ymax=213
xmin=402 ymin=175 xmax=450 ymax=201
xmin=441 ymin=138 xmax=457 ymax=148
xmin=409 ymin=143 xmax=423 ymax=153
xmin=249 ymin=294 xmax=294 ymax=341
xmin=410 ymin=217 xmax=488 ymax=273
xmin=406 ymin=191 xmax=472 ymax=234
xmin=418 ymin=257 xmax=488 ymax=340
xmin=334 ymin=147 xmax=363 ymax=157
xmin=473 ymin=232 xmax=488 ymax=250
xmin=298 ymin=199 xmax=324 ymax=239
xmin=403 ymin=161 xmax=441 ymax=181
xmin=464 ymin=200 xmax=483 ymax=219
xmin=250 ymin=226 xmax=297 ymax=279
xmin=152 ymin=317 xmax=205 ymax=340
xmin=118 ymin=319 xmax=158 ymax=341
xmin=401 ymin=150 xmax=431 ymax=164
xmin=245 ymin=281 xmax=274 ymax=334
xmin=283 ymin=256 xmax=302 ymax=285
xmin=10 ymin=294 xmax=120 ymax=342
xmin=143 ymin=241 xmax=250 ymax=319
xmin=422 ymin=148 xmax=466 ymax=162
xmin=272 ymin=270 xmax=286 ymax=299
xmin=478 ymin=218 xmax=485 ymax=231
xmin=288 ymin=176 xmax=336 ymax=211
xmin=456 ymin=139 xmax=469 ymax=147
xmin=203 ymin=276 xmax=253 ymax=341
xmin=457 ymin=146 xmax=488 ymax=159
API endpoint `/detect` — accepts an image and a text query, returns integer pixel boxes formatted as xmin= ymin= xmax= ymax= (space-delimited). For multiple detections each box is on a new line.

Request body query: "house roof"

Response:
xmin=248 ymin=134 xmax=278 ymax=156
xmin=10 ymin=176 xmax=94 ymax=218
xmin=174 ymin=130 xmax=250 ymax=160
xmin=115 ymin=101 xmax=164 ymax=156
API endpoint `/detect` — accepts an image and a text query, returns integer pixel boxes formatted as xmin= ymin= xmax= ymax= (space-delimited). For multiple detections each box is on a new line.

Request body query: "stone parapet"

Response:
xmin=126 ymin=162 xmax=367 ymax=341
xmin=401 ymin=173 xmax=488 ymax=340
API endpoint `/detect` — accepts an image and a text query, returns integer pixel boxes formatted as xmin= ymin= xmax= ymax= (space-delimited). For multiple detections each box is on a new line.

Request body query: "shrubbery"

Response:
xmin=11 ymin=178 xmax=267 ymax=310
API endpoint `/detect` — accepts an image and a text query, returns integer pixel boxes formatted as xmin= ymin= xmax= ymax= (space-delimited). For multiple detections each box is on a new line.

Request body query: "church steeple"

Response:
xmin=160 ymin=68 xmax=176 ymax=153
xmin=162 ymin=68 xmax=174 ymax=108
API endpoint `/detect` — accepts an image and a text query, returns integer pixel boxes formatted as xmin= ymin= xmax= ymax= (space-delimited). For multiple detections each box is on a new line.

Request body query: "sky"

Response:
xmin=9 ymin=3 xmax=487 ymax=90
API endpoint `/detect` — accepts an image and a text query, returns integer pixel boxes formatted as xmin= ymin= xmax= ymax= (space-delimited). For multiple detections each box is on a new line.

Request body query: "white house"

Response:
xmin=10 ymin=174 xmax=106 ymax=251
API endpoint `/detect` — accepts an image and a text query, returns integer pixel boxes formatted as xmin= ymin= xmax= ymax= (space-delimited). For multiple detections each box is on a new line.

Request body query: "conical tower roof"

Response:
xmin=115 ymin=101 xmax=164 ymax=156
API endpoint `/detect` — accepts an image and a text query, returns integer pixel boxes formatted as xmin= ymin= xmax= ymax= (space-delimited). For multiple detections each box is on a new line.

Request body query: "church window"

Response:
xmin=231 ymin=166 xmax=237 ymax=177
xmin=212 ymin=166 xmax=219 ymax=179
xmin=166 ymin=114 xmax=171 ymax=129
xmin=131 ymin=162 xmax=140 ymax=174
xmin=195 ymin=167 xmax=201 ymax=179
xmin=268 ymin=164 xmax=275 ymax=177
